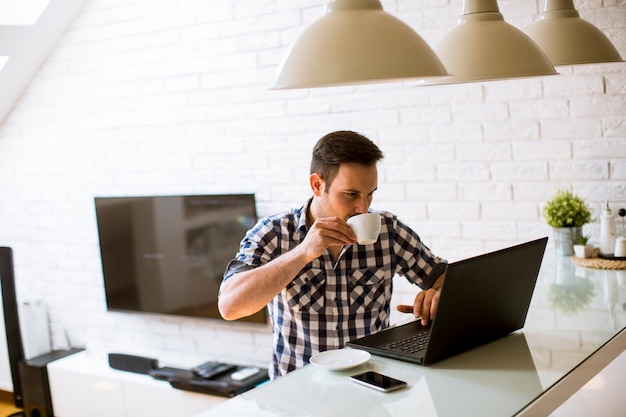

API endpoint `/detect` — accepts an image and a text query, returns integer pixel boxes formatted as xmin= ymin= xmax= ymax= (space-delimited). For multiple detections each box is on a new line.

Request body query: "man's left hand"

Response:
xmin=396 ymin=288 xmax=440 ymax=326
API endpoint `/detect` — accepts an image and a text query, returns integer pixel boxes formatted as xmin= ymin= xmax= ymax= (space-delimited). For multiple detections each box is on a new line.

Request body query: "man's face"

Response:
xmin=314 ymin=162 xmax=378 ymax=221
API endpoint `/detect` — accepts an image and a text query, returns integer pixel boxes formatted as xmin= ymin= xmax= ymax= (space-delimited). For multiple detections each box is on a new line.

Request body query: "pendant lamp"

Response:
xmin=424 ymin=0 xmax=557 ymax=85
xmin=270 ymin=0 xmax=449 ymax=89
xmin=526 ymin=0 xmax=623 ymax=66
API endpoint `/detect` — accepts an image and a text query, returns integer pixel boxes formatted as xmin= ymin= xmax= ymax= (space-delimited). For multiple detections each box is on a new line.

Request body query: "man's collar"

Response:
xmin=297 ymin=197 xmax=314 ymax=232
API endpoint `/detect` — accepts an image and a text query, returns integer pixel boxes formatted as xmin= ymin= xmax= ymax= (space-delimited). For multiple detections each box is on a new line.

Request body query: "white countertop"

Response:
xmin=193 ymin=254 xmax=626 ymax=417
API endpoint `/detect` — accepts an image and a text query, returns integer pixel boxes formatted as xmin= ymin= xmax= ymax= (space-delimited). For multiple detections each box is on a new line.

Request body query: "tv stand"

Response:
xmin=46 ymin=351 xmax=248 ymax=417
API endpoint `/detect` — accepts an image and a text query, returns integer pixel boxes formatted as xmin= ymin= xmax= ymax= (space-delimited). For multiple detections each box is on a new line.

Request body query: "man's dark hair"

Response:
xmin=310 ymin=130 xmax=384 ymax=190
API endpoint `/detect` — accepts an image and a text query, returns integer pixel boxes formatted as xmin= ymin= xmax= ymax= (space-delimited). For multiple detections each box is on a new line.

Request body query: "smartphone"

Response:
xmin=349 ymin=371 xmax=407 ymax=392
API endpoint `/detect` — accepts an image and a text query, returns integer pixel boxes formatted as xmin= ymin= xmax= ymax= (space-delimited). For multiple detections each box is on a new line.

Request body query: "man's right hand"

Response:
xmin=301 ymin=217 xmax=357 ymax=262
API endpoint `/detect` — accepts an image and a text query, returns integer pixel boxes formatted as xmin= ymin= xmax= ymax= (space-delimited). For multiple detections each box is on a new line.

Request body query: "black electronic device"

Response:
xmin=191 ymin=361 xmax=237 ymax=380
xmin=350 ymin=371 xmax=408 ymax=392
xmin=1 ymin=245 xmax=83 ymax=417
xmin=108 ymin=353 xmax=159 ymax=374
xmin=145 ymin=359 xmax=269 ymax=398
xmin=1 ymin=246 xmax=25 ymax=416
xmin=348 ymin=237 xmax=548 ymax=366
xmin=94 ymin=194 xmax=267 ymax=325
xmin=167 ymin=366 xmax=269 ymax=398
xmin=18 ymin=349 xmax=83 ymax=417
xmin=148 ymin=366 xmax=188 ymax=381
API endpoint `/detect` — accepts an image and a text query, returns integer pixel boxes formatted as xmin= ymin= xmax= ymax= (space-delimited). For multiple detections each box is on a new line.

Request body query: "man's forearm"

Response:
xmin=218 ymin=246 xmax=311 ymax=320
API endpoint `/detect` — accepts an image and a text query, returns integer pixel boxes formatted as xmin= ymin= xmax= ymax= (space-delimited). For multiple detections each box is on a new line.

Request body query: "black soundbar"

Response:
xmin=108 ymin=353 xmax=159 ymax=374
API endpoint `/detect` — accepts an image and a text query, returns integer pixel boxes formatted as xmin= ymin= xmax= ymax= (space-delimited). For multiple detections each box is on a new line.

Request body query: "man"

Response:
xmin=218 ymin=130 xmax=447 ymax=378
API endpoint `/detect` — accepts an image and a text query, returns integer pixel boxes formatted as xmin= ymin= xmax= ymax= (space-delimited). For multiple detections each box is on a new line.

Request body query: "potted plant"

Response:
xmin=573 ymin=234 xmax=594 ymax=259
xmin=543 ymin=190 xmax=592 ymax=256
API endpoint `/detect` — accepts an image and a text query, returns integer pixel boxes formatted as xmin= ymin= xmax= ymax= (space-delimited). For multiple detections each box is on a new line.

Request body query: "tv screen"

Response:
xmin=94 ymin=194 xmax=266 ymax=324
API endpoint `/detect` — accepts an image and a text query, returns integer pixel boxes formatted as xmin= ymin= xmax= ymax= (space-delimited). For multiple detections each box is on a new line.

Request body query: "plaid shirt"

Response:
xmin=223 ymin=198 xmax=447 ymax=379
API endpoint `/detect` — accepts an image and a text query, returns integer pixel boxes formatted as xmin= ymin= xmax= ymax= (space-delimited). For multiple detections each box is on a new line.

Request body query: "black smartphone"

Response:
xmin=349 ymin=371 xmax=407 ymax=392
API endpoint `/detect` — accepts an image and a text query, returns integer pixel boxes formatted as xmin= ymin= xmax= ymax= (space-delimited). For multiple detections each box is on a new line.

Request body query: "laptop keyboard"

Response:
xmin=379 ymin=330 xmax=430 ymax=354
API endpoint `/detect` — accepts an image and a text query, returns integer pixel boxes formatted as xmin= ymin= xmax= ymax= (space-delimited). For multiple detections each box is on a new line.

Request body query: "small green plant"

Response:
xmin=576 ymin=234 xmax=591 ymax=245
xmin=543 ymin=190 xmax=592 ymax=228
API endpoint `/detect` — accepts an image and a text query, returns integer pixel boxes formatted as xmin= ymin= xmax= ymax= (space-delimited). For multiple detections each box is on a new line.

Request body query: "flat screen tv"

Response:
xmin=94 ymin=194 xmax=266 ymax=324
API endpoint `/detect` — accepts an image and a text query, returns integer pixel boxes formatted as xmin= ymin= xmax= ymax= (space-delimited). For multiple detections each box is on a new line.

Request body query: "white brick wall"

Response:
xmin=0 ymin=0 xmax=624 ymax=370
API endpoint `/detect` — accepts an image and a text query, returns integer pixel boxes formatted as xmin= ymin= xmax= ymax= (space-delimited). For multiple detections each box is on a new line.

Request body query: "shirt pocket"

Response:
xmin=348 ymin=268 xmax=388 ymax=312
xmin=284 ymin=267 xmax=325 ymax=313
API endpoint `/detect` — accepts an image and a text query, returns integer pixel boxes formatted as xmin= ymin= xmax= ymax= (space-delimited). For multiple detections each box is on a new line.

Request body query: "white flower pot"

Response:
xmin=573 ymin=244 xmax=594 ymax=259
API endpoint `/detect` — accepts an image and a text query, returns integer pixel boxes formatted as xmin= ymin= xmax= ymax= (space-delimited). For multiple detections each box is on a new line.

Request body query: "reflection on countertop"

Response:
xmin=525 ymin=254 xmax=626 ymax=390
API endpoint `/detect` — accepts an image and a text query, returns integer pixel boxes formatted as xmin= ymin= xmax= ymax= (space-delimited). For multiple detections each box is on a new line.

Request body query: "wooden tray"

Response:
xmin=572 ymin=249 xmax=626 ymax=270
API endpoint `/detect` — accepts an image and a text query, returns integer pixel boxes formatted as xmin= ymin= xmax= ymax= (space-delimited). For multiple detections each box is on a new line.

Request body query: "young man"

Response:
xmin=218 ymin=130 xmax=447 ymax=378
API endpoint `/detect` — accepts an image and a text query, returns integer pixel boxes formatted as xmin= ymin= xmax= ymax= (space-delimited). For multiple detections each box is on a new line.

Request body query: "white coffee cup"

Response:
xmin=347 ymin=213 xmax=381 ymax=245
xmin=614 ymin=236 xmax=626 ymax=257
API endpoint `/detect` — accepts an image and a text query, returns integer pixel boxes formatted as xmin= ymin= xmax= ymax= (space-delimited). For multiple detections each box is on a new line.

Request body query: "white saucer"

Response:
xmin=309 ymin=349 xmax=371 ymax=371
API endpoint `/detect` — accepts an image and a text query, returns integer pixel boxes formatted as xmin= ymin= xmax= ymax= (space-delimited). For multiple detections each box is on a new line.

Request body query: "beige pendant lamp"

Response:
xmin=424 ymin=0 xmax=557 ymax=85
xmin=526 ymin=0 xmax=623 ymax=66
xmin=270 ymin=0 xmax=449 ymax=89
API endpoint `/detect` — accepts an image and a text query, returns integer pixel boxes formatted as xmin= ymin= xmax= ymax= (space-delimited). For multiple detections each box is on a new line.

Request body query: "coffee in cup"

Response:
xmin=347 ymin=213 xmax=381 ymax=245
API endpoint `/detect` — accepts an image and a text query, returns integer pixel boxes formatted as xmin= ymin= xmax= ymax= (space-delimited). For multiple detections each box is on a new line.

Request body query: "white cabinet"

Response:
xmin=47 ymin=351 xmax=225 ymax=417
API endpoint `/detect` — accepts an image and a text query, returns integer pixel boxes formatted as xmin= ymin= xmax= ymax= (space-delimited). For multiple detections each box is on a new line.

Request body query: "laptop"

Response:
xmin=347 ymin=237 xmax=548 ymax=366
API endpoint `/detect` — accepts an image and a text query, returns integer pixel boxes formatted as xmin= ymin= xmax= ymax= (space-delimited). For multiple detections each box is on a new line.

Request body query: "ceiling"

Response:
xmin=0 ymin=0 xmax=87 ymax=125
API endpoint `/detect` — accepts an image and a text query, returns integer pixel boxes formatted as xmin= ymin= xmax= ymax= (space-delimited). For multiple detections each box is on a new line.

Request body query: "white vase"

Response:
xmin=553 ymin=227 xmax=582 ymax=256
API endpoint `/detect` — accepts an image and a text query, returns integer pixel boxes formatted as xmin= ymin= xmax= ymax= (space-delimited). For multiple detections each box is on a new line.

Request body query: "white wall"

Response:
xmin=0 ymin=0 xmax=624 ymax=374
